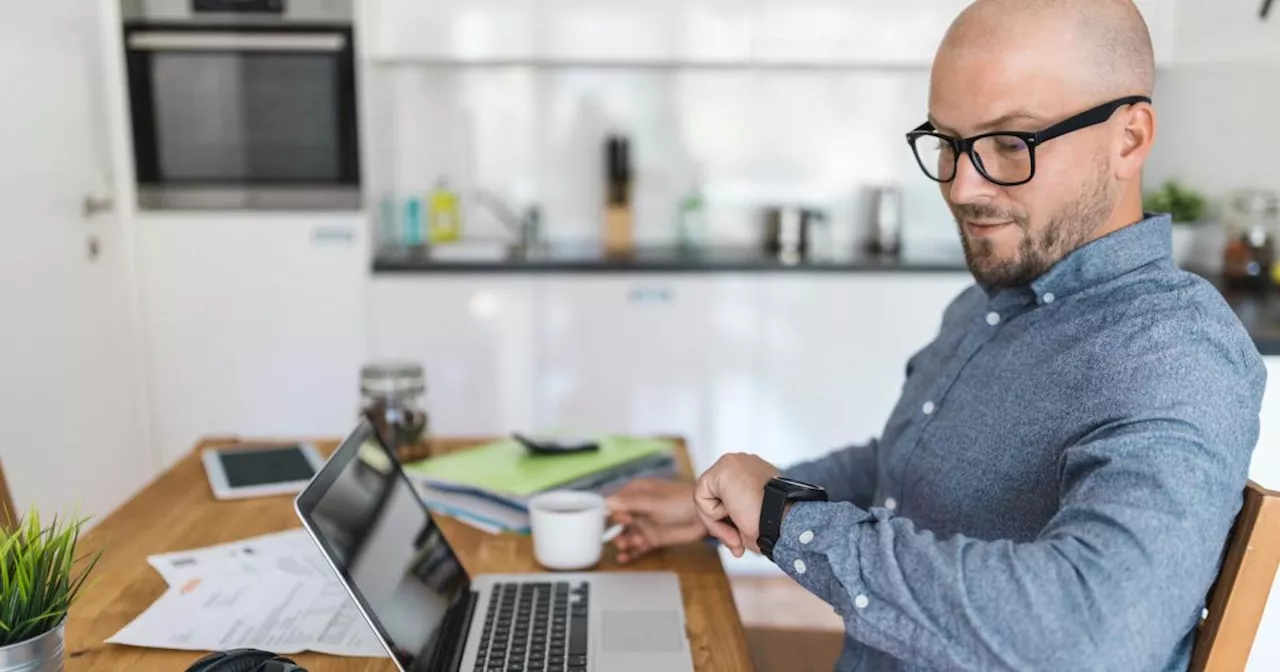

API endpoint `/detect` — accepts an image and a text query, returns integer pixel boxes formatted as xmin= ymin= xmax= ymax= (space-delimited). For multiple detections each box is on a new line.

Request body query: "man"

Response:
xmin=605 ymin=1 xmax=1267 ymax=670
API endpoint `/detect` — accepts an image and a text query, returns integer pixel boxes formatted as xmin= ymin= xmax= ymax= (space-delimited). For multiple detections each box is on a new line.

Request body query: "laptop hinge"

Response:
xmin=439 ymin=590 xmax=478 ymax=672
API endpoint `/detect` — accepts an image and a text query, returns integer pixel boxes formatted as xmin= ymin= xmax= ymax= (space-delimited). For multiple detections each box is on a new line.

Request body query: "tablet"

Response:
xmin=201 ymin=442 xmax=326 ymax=500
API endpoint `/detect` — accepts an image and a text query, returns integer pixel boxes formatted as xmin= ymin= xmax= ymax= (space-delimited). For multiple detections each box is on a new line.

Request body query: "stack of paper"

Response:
xmin=106 ymin=529 xmax=387 ymax=658
xmin=404 ymin=436 xmax=678 ymax=534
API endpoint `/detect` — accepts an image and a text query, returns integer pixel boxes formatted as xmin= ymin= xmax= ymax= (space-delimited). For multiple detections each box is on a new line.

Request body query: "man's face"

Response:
xmin=929 ymin=36 xmax=1118 ymax=288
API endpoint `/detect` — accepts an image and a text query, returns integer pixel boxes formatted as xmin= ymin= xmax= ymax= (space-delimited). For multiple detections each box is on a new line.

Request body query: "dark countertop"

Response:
xmin=1183 ymin=267 xmax=1280 ymax=357
xmin=372 ymin=243 xmax=972 ymax=274
xmin=1226 ymin=295 xmax=1280 ymax=356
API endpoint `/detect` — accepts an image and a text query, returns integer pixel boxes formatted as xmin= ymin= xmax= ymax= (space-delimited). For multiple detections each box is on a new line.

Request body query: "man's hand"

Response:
xmin=605 ymin=478 xmax=708 ymax=563
xmin=694 ymin=454 xmax=781 ymax=557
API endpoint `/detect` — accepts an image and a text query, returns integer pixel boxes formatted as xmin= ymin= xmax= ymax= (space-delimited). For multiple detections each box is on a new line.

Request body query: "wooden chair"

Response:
xmin=1191 ymin=480 xmax=1280 ymax=671
xmin=0 ymin=459 xmax=15 ymax=531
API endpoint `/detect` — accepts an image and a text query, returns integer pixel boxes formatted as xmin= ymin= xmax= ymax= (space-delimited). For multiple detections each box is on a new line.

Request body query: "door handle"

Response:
xmin=627 ymin=286 xmax=675 ymax=304
xmin=82 ymin=194 xmax=113 ymax=218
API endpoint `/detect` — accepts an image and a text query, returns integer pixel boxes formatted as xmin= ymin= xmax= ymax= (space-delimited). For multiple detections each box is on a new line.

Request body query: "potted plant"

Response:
xmin=0 ymin=510 xmax=100 ymax=672
xmin=1145 ymin=179 xmax=1208 ymax=266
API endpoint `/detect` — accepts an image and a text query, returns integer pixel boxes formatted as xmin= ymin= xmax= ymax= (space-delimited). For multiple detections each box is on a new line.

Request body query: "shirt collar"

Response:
xmin=1025 ymin=213 xmax=1173 ymax=305
xmin=980 ymin=213 xmax=1172 ymax=306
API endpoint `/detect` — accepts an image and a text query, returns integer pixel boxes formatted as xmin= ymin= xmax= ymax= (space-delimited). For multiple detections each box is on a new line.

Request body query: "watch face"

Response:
xmin=773 ymin=476 xmax=824 ymax=492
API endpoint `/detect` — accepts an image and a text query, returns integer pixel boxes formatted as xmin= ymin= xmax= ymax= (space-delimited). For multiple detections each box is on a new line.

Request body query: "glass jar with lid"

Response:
xmin=360 ymin=360 xmax=430 ymax=462
xmin=1222 ymin=189 xmax=1280 ymax=294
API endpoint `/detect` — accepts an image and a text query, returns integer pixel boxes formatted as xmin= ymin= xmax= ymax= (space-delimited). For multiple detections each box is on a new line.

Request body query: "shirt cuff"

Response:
xmin=771 ymin=500 xmax=875 ymax=615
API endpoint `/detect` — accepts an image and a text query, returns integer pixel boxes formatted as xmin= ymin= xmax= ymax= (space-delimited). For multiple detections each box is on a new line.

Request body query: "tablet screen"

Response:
xmin=219 ymin=446 xmax=316 ymax=487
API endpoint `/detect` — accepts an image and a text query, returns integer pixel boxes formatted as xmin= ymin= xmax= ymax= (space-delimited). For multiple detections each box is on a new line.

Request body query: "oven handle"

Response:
xmin=127 ymin=31 xmax=346 ymax=53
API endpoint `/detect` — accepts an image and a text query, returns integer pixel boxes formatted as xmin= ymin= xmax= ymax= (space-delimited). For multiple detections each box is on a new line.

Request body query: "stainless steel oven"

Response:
xmin=121 ymin=0 xmax=360 ymax=210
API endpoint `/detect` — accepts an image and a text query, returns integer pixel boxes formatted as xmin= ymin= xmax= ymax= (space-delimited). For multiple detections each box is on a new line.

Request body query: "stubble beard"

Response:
xmin=956 ymin=163 xmax=1115 ymax=288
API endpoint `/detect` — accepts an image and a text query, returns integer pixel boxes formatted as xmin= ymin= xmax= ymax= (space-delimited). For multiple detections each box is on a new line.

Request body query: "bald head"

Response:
xmin=925 ymin=0 xmax=1159 ymax=289
xmin=942 ymin=0 xmax=1155 ymax=100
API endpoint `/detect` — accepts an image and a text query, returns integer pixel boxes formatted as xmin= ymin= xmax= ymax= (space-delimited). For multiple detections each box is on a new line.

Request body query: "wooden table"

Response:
xmin=66 ymin=437 xmax=753 ymax=672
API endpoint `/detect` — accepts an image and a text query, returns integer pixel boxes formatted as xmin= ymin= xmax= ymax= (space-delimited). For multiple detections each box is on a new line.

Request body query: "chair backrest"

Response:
xmin=0 ymin=459 xmax=15 ymax=531
xmin=1192 ymin=480 xmax=1280 ymax=671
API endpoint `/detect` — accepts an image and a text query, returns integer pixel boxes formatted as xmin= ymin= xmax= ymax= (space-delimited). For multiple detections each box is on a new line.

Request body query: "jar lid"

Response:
xmin=361 ymin=360 xmax=425 ymax=396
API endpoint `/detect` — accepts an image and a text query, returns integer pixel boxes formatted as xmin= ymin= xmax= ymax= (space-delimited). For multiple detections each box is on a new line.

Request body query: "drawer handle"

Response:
xmin=311 ymin=225 xmax=355 ymax=243
xmin=628 ymin=287 xmax=674 ymax=303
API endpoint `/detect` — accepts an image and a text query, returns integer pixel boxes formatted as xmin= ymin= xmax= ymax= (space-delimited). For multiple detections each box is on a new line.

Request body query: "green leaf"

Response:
xmin=0 ymin=508 xmax=102 ymax=646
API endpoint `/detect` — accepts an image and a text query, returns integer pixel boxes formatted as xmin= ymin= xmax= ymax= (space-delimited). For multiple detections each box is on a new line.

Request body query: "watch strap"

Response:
xmin=758 ymin=482 xmax=789 ymax=561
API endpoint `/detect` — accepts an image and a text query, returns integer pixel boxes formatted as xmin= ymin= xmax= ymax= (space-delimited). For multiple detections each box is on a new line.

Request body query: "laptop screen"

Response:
xmin=296 ymin=421 xmax=472 ymax=671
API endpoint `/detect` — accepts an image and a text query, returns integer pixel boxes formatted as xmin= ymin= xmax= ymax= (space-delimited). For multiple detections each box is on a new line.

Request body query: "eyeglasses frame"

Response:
xmin=905 ymin=95 xmax=1152 ymax=187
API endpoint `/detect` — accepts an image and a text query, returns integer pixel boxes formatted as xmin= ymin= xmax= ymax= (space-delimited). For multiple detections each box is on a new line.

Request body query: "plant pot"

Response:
xmin=0 ymin=621 xmax=65 ymax=672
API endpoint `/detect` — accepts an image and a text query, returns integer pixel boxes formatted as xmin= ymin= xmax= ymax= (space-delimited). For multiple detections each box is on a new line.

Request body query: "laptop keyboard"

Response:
xmin=475 ymin=580 xmax=589 ymax=672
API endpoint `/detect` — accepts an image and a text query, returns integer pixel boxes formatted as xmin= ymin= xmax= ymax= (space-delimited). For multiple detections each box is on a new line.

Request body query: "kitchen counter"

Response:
xmin=372 ymin=243 xmax=972 ymax=274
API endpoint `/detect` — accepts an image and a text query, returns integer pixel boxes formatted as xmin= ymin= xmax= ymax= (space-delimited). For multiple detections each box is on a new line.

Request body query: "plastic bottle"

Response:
xmin=428 ymin=178 xmax=462 ymax=244
xmin=676 ymin=166 xmax=707 ymax=251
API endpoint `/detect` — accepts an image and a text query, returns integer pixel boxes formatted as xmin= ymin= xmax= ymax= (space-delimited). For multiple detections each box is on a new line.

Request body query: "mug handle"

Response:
xmin=602 ymin=524 xmax=624 ymax=543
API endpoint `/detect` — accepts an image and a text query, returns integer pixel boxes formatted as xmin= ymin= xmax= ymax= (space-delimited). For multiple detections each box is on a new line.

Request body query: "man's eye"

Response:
xmin=995 ymin=136 xmax=1028 ymax=152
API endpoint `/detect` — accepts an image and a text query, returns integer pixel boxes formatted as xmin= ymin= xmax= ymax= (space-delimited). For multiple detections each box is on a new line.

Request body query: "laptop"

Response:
xmin=294 ymin=419 xmax=696 ymax=672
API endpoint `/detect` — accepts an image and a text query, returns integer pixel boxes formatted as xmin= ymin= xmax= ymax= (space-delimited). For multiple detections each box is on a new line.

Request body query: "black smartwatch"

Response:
xmin=758 ymin=476 xmax=828 ymax=561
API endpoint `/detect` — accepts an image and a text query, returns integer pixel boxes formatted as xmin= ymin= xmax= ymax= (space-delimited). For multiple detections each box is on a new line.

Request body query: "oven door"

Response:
xmin=124 ymin=23 xmax=360 ymax=210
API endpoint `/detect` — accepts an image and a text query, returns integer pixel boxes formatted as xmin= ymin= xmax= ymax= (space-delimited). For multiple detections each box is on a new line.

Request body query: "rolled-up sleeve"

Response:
xmin=770 ymin=417 xmax=1249 ymax=672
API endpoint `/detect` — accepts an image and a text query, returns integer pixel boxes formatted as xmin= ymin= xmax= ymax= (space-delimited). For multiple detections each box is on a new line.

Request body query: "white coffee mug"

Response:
xmin=527 ymin=490 xmax=624 ymax=571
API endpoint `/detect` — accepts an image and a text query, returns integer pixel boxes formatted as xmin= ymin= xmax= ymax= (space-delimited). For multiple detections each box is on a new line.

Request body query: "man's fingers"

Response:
xmin=615 ymin=533 xmax=652 ymax=564
xmin=705 ymin=516 xmax=742 ymax=553
xmin=605 ymin=480 xmax=660 ymax=513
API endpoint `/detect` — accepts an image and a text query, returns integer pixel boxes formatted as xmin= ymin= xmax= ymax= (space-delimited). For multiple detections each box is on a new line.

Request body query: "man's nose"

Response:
xmin=947 ymin=149 xmax=999 ymax=204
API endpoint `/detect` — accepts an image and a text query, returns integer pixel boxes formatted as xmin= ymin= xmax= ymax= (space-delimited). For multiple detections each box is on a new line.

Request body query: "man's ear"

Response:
xmin=1115 ymin=103 xmax=1156 ymax=181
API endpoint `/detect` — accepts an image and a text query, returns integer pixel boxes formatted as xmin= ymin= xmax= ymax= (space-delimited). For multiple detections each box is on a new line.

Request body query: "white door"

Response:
xmin=0 ymin=2 xmax=152 ymax=522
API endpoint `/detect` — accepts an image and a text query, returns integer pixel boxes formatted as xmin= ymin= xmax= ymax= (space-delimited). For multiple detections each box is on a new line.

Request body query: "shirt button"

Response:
xmin=1043 ymin=292 xmax=1056 ymax=304
xmin=922 ymin=401 xmax=935 ymax=415
xmin=854 ymin=594 xmax=869 ymax=609
xmin=794 ymin=559 xmax=807 ymax=575
xmin=884 ymin=497 xmax=898 ymax=511
xmin=986 ymin=312 xmax=1001 ymax=326
xmin=799 ymin=530 xmax=814 ymax=545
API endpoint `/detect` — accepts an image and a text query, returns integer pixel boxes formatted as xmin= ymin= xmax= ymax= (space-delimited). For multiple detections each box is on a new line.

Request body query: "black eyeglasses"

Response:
xmin=906 ymin=95 xmax=1151 ymax=187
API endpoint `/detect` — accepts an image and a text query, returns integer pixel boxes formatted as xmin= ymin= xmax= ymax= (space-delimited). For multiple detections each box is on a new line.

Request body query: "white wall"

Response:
xmin=1144 ymin=0 xmax=1280 ymax=211
xmin=1145 ymin=63 xmax=1280 ymax=202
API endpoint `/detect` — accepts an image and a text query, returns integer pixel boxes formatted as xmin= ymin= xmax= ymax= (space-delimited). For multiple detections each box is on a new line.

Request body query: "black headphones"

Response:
xmin=184 ymin=648 xmax=309 ymax=672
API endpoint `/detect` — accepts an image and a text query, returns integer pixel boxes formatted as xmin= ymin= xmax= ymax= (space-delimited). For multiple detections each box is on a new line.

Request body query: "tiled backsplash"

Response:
xmin=363 ymin=63 xmax=959 ymax=256
xmin=359 ymin=0 xmax=1228 ymax=258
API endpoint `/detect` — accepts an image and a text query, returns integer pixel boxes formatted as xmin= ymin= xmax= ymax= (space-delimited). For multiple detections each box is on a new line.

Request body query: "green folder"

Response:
xmin=403 ymin=435 xmax=675 ymax=500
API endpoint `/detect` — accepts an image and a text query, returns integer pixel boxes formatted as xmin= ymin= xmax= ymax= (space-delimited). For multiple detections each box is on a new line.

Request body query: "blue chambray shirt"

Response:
xmin=778 ymin=214 xmax=1266 ymax=672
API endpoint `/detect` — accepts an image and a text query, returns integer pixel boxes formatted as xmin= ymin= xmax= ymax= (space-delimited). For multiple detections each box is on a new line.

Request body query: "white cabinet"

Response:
xmin=365 ymin=0 xmax=539 ymax=61
xmin=1251 ymin=357 xmax=1280 ymax=489
xmin=752 ymin=274 xmax=973 ymax=468
xmin=533 ymin=275 xmax=757 ymax=472
xmin=368 ymin=276 xmax=537 ymax=435
xmin=749 ymin=0 xmax=971 ymax=66
xmin=136 ymin=213 xmax=369 ymax=466
xmin=367 ymin=271 xmax=974 ymax=476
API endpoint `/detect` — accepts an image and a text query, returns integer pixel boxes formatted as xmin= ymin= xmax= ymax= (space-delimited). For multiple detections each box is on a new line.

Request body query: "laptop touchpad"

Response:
xmin=603 ymin=610 xmax=683 ymax=653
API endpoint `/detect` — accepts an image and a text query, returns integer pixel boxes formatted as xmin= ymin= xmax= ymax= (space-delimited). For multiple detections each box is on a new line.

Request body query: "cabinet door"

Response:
xmin=369 ymin=277 xmax=537 ymax=435
xmin=753 ymin=274 xmax=973 ymax=468
xmin=137 ymin=213 xmax=369 ymax=466
xmin=534 ymin=275 xmax=757 ymax=473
